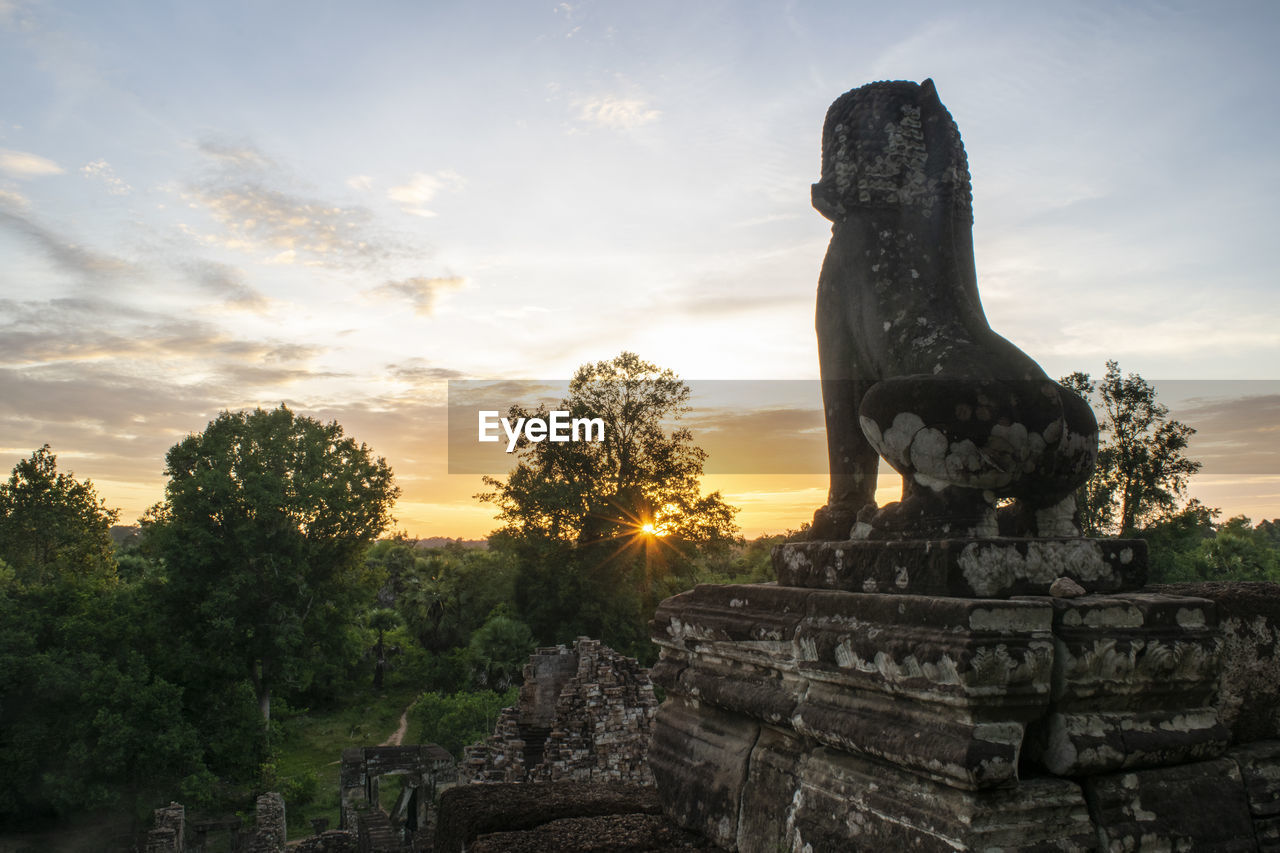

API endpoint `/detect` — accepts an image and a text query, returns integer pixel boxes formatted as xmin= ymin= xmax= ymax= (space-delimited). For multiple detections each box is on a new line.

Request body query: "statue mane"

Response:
xmin=812 ymin=78 xmax=973 ymax=224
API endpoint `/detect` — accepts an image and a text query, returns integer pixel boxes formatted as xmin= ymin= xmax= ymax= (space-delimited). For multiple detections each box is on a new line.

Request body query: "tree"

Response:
xmin=411 ymin=688 xmax=518 ymax=760
xmin=0 ymin=445 xmax=118 ymax=586
xmin=1195 ymin=516 xmax=1280 ymax=582
xmin=479 ymin=352 xmax=738 ymax=655
xmin=1061 ymin=362 xmax=1200 ymax=535
xmin=366 ymin=608 xmax=401 ymax=688
xmin=146 ymin=405 xmax=398 ymax=726
xmin=468 ymin=606 xmax=535 ymax=689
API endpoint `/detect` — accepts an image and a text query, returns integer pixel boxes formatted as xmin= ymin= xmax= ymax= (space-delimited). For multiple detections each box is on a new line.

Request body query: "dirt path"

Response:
xmin=380 ymin=698 xmax=417 ymax=747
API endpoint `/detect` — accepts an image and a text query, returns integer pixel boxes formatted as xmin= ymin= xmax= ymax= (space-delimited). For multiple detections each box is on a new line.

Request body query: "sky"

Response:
xmin=1 ymin=0 xmax=1277 ymax=539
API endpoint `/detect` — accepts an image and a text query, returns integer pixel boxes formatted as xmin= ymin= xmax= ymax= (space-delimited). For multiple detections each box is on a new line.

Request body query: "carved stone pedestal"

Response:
xmin=648 ymin=540 xmax=1280 ymax=851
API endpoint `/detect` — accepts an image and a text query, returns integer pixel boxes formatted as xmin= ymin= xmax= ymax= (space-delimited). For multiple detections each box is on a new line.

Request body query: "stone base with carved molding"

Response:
xmin=774 ymin=537 xmax=1147 ymax=598
xmin=649 ymin=568 xmax=1280 ymax=850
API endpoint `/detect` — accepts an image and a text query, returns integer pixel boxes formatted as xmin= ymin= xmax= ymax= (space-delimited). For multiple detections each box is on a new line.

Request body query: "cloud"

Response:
xmin=1176 ymin=392 xmax=1280 ymax=476
xmin=185 ymin=182 xmax=393 ymax=266
xmin=0 ymin=188 xmax=28 ymax=208
xmin=184 ymin=139 xmax=427 ymax=268
xmin=368 ymin=275 xmax=465 ymax=315
xmin=0 ymin=148 xmax=63 ymax=178
xmin=196 ymin=139 xmax=271 ymax=170
xmin=0 ymin=296 xmax=321 ymax=368
xmin=80 ymin=159 xmax=132 ymax=195
xmin=387 ymin=171 xmax=464 ymax=217
xmin=575 ymin=95 xmax=660 ymax=130
xmin=182 ymin=259 xmax=269 ymax=311
xmin=677 ymin=292 xmax=805 ymax=317
xmin=387 ymin=358 xmax=465 ymax=385
xmin=346 ymin=174 xmax=373 ymax=191
xmin=686 ymin=405 xmax=827 ymax=475
xmin=0 ymin=207 xmax=137 ymax=280
xmin=0 ymin=0 xmax=37 ymax=31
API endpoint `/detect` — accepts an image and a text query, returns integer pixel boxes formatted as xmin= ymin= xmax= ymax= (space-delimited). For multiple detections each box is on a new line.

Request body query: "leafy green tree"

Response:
xmin=146 ymin=405 xmax=399 ymax=726
xmin=468 ymin=607 xmax=535 ymax=689
xmin=410 ymin=688 xmax=518 ymax=759
xmin=375 ymin=541 xmax=518 ymax=653
xmin=479 ymin=353 xmax=738 ymax=656
xmin=367 ymin=607 xmax=401 ymax=688
xmin=1139 ymin=499 xmax=1219 ymax=583
xmin=0 ymin=558 xmax=209 ymax=823
xmin=0 ymin=445 xmax=118 ymax=586
xmin=1195 ymin=516 xmax=1280 ymax=581
xmin=1062 ymin=362 xmax=1200 ymax=535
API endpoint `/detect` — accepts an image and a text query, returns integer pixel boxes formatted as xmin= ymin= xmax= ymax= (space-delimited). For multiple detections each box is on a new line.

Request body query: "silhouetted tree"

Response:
xmin=1062 ymin=362 xmax=1199 ymax=535
xmin=479 ymin=353 xmax=738 ymax=656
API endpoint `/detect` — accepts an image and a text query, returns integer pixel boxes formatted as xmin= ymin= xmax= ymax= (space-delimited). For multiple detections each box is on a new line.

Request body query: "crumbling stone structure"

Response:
xmin=145 ymin=802 xmax=184 ymax=853
xmin=647 ymin=78 xmax=1280 ymax=851
xmin=464 ymin=637 xmax=657 ymax=785
xmin=247 ymin=792 xmax=286 ymax=852
xmin=294 ymin=829 xmax=358 ymax=853
xmin=338 ymin=743 xmax=453 ymax=842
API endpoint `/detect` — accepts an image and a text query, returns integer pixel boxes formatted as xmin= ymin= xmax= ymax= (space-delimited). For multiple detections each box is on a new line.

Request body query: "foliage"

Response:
xmin=1141 ymin=500 xmax=1219 ymax=583
xmin=369 ymin=540 xmax=518 ymax=653
xmin=1196 ymin=516 xmax=1280 ymax=581
xmin=410 ymin=688 xmax=518 ymax=760
xmin=0 ymin=445 xmax=119 ymax=586
xmin=1062 ymin=362 xmax=1200 ymax=535
xmin=468 ymin=607 xmax=535 ymax=690
xmin=145 ymin=405 xmax=399 ymax=726
xmin=1138 ymin=505 xmax=1280 ymax=584
xmin=366 ymin=607 xmax=401 ymax=688
xmin=0 ymin=562 xmax=208 ymax=823
xmin=271 ymin=682 xmax=420 ymax=833
xmin=478 ymin=352 xmax=739 ymax=656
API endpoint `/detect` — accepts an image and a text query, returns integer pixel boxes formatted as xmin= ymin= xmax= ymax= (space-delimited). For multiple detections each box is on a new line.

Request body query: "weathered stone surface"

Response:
xmin=147 ymin=802 xmax=184 ymax=853
xmin=294 ymin=829 xmax=358 ymax=852
xmin=649 ymin=697 xmax=758 ymax=850
xmin=248 ymin=792 xmax=286 ymax=852
xmin=1051 ymin=576 xmax=1087 ymax=598
xmin=466 ymin=637 xmax=657 ymax=785
xmin=435 ymin=782 xmax=663 ymax=853
xmin=1228 ymin=740 xmax=1280 ymax=851
xmin=655 ymin=711 xmax=1096 ymax=852
xmin=469 ymin=813 xmax=719 ymax=852
xmin=338 ymin=744 xmax=452 ymax=833
xmin=1156 ymin=581 xmax=1280 ymax=744
xmin=794 ymin=749 xmax=1095 ymax=852
xmin=1022 ymin=591 xmax=1228 ymax=776
xmin=653 ymin=583 xmax=1053 ymax=789
xmin=144 ymin=827 xmax=178 ymax=853
xmin=774 ymin=537 xmax=1146 ymax=597
xmin=1084 ymin=758 xmax=1256 ymax=851
xmin=807 ymin=79 xmax=1098 ymax=541
xmin=735 ymin=726 xmax=804 ymax=852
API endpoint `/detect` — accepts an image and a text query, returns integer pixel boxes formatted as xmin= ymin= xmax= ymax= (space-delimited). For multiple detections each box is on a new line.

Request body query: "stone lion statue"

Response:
xmin=809 ymin=79 xmax=1097 ymax=541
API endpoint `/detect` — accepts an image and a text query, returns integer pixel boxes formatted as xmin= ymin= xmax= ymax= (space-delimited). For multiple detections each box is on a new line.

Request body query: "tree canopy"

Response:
xmin=0 ymin=445 xmax=118 ymax=586
xmin=146 ymin=405 xmax=399 ymax=725
xmin=1062 ymin=361 xmax=1200 ymax=535
xmin=479 ymin=352 xmax=738 ymax=657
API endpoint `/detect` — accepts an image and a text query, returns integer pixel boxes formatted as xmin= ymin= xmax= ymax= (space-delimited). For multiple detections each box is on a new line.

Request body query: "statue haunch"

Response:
xmin=809 ymin=79 xmax=1098 ymax=541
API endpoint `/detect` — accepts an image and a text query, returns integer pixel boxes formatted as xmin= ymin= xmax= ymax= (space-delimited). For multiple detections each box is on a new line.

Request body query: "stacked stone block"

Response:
xmin=145 ymin=802 xmax=184 ymax=853
xmin=649 ymin=539 xmax=1280 ymax=850
xmin=465 ymin=637 xmax=657 ymax=785
xmin=248 ymin=792 xmax=287 ymax=852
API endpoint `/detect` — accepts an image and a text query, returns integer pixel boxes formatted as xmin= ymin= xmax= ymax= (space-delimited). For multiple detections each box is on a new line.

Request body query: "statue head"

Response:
xmin=811 ymin=78 xmax=972 ymax=224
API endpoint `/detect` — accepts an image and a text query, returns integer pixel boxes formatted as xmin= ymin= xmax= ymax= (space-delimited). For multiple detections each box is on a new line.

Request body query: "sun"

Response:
xmin=640 ymin=519 xmax=668 ymax=537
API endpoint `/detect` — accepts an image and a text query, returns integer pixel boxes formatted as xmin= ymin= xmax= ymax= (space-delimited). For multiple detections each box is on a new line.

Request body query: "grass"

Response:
xmin=273 ymin=681 xmax=422 ymax=834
